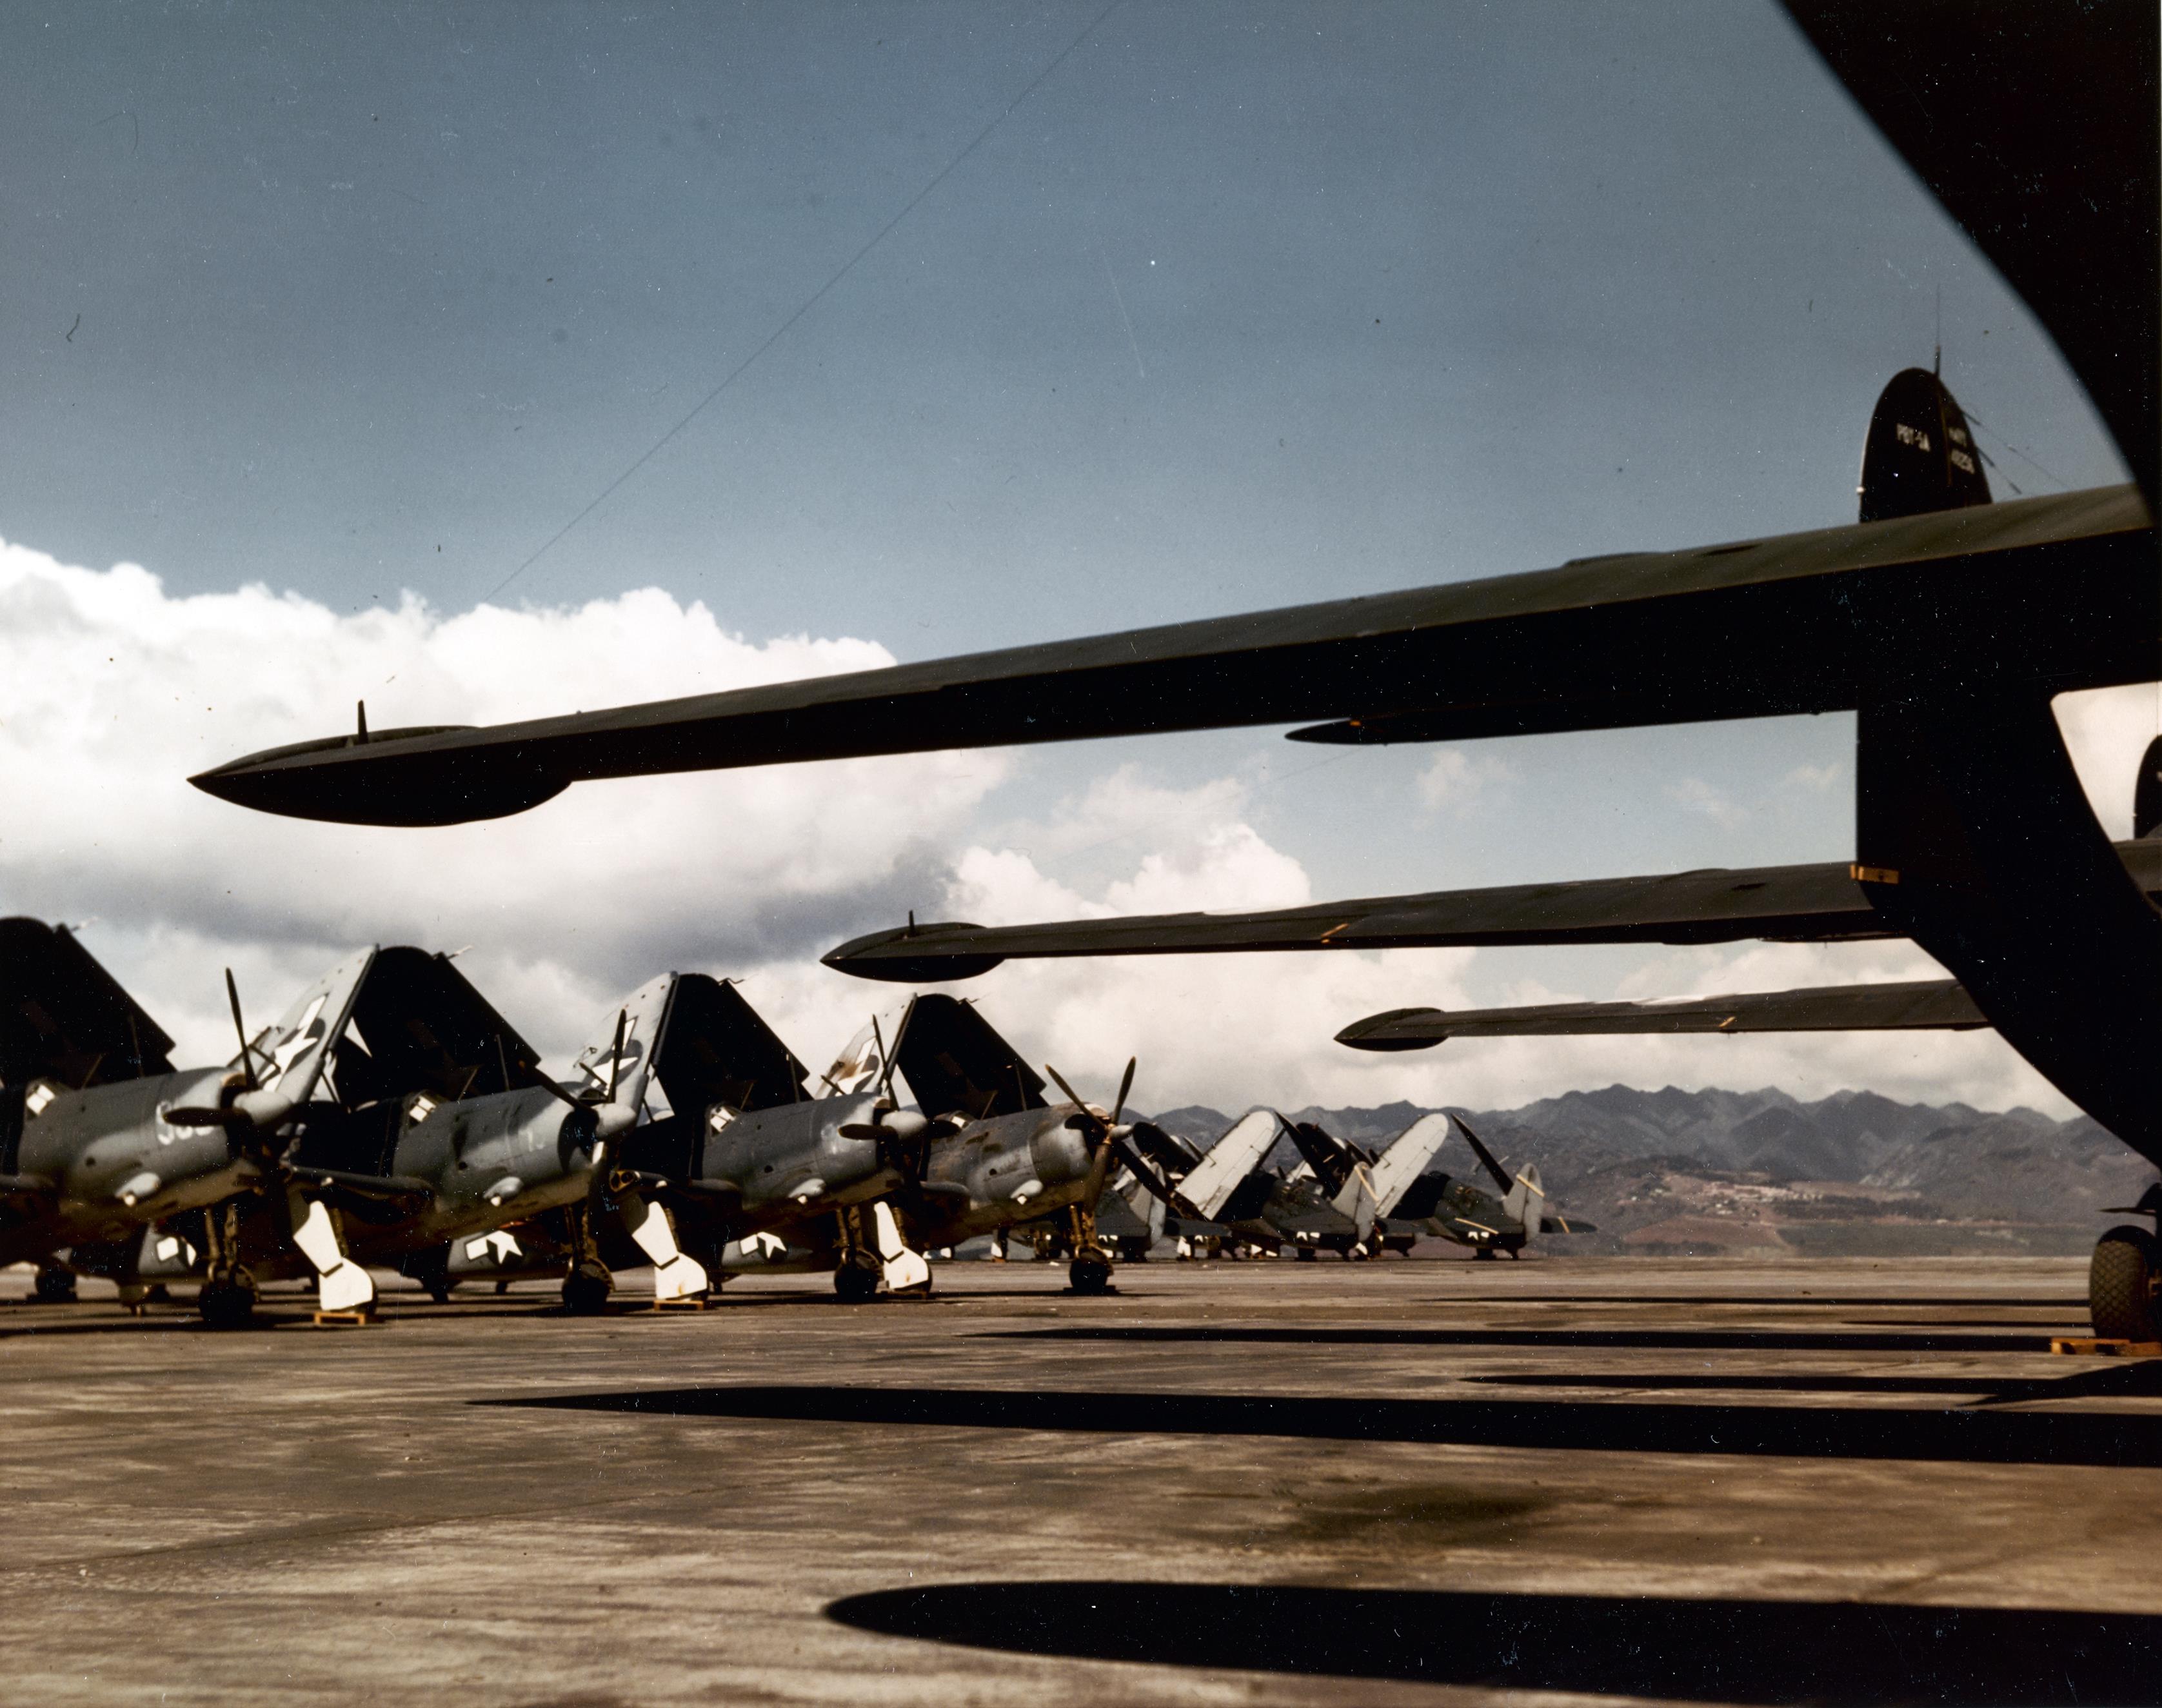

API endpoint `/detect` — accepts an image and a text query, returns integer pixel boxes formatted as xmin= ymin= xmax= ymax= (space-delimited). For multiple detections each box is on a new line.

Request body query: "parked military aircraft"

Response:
xmin=880 ymin=995 xmax=1174 ymax=1293
xmin=1210 ymin=1107 xmax=1456 ymax=1259
xmin=1379 ymin=1115 xmax=1594 ymax=1258
xmin=186 ymin=7 xmax=2160 ymax=1338
xmin=2 ymin=919 xmax=369 ymax=1312
xmin=129 ymin=949 xmax=688 ymax=1324
xmin=603 ymin=978 xmax=936 ymax=1301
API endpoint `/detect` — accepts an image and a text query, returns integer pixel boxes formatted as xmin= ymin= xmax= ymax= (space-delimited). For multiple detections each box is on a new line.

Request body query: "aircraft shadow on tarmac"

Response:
xmin=993 ymin=1324 xmax=2063 ymax=1354
xmin=1470 ymin=1365 xmax=2162 ymax=1405
xmin=494 ymin=1384 xmax=2162 ymax=1468
xmin=824 ymin=1581 xmax=2162 ymax=1705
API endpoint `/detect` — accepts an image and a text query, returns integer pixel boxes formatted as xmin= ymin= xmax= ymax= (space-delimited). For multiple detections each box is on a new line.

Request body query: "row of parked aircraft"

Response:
xmin=0 ymin=919 xmax=1587 ymax=1324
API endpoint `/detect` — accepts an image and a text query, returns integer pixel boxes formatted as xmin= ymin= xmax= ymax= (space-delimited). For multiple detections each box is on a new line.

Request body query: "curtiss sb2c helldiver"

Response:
xmin=117 ymin=949 xmax=695 ymax=1324
xmin=874 ymin=995 xmax=1182 ymax=1295
xmin=1 ymin=917 xmax=370 ymax=1315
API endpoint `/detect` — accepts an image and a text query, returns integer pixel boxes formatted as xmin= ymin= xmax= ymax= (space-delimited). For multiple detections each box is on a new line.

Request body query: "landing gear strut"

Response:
xmin=1064 ymin=1204 xmax=1115 ymax=1295
xmin=197 ymin=1202 xmax=256 ymax=1328
xmin=559 ymin=1205 xmax=613 ymax=1315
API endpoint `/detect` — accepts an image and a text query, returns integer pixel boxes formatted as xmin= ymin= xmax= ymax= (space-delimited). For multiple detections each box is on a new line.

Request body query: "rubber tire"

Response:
xmin=833 ymin=1262 xmax=880 ymax=1303
xmin=32 ymin=1268 xmax=77 ymax=1304
xmin=2090 ymin=1225 xmax=2161 ymax=1341
xmin=561 ymin=1266 xmax=613 ymax=1316
xmin=426 ymin=1281 xmax=454 ymax=1305
xmin=1294 ymin=1246 xmax=1318 ymax=1262
xmin=198 ymin=1277 xmax=257 ymax=1329
xmin=1069 ymin=1257 xmax=1114 ymax=1295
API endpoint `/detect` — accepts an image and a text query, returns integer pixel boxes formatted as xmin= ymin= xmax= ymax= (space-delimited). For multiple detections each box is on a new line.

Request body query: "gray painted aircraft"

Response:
xmin=136 ymin=949 xmax=686 ymax=1324
xmin=881 ymin=995 xmax=1177 ymax=1294
xmin=188 ymin=10 xmax=2162 ymax=1336
xmin=597 ymin=980 xmax=937 ymax=1301
xmin=2 ymin=919 xmax=370 ymax=1312
xmin=1378 ymin=1115 xmax=1594 ymax=1258
xmin=1210 ymin=1109 xmax=1449 ymax=1258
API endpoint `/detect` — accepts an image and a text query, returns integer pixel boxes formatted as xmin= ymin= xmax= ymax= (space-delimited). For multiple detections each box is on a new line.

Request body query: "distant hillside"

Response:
xmin=1146 ymin=1086 xmax=2155 ymax=1258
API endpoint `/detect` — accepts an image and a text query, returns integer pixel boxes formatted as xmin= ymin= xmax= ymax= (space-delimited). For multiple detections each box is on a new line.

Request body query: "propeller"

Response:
xmin=226 ymin=968 xmax=259 ymax=1091
xmin=1042 ymin=1057 xmax=1180 ymax=1210
xmin=1454 ymin=1114 xmax=1517 ymax=1195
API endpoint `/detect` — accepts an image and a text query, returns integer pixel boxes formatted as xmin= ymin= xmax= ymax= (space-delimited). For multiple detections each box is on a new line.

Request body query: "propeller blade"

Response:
xmin=225 ymin=969 xmax=258 ymax=1091
xmin=1110 ymin=1057 xmax=1135 ymax=1127
xmin=1109 ymin=1131 xmax=1180 ymax=1209
xmin=1082 ymin=1118 xmax=1116 ymax=1207
xmin=875 ymin=998 xmax=917 ymax=1102
xmin=606 ymin=1008 xmax=628 ymax=1102
xmin=524 ymin=1064 xmax=588 ymax=1115
xmin=1454 ymin=1115 xmax=1514 ymax=1193
xmin=1042 ymin=1062 xmax=1090 ymax=1118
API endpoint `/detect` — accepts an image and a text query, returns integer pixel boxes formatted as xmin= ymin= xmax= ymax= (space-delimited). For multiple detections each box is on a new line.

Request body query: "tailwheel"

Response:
xmin=2090 ymin=1226 xmax=2161 ymax=1342
xmin=32 ymin=1266 xmax=77 ymax=1304
xmin=560 ymin=1260 xmax=613 ymax=1316
xmin=197 ymin=1273 xmax=257 ymax=1329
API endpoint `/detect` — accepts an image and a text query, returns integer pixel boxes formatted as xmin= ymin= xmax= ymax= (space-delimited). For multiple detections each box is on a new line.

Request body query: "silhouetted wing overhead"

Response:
xmin=1337 ymin=978 xmax=1987 ymax=1053
xmin=825 ymin=863 xmax=1882 ymax=982
xmin=826 ymin=839 xmax=2162 ymax=982
xmin=190 ymin=488 xmax=2154 ymax=826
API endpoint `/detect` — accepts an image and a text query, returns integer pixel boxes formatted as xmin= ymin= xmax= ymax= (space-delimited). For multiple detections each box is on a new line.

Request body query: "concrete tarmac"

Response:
xmin=3 ymin=1255 xmax=2159 ymax=1706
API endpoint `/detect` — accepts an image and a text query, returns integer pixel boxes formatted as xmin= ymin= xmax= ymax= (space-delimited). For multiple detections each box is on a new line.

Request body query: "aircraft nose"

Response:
xmin=1032 ymin=1119 xmax=1095 ymax=1187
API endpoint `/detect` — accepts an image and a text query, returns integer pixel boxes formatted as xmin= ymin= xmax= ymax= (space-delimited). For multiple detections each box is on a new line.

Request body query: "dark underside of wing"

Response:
xmin=191 ymin=490 xmax=2154 ymax=825
xmin=823 ymin=840 xmax=2162 ymax=982
xmin=1336 ymin=978 xmax=1987 ymax=1053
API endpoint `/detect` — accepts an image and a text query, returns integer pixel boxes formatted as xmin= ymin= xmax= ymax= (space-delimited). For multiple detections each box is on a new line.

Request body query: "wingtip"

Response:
xmin=1334 ymin=1008 xmax=1448 ymax=1051
xmin=822 ymin=924 xmax=1004 ymax=984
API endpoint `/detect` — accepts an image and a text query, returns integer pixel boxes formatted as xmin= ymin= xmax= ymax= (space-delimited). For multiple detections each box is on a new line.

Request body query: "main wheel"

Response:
xmin=561 ymin=1263 xmax=613 ymax=1316
xmin=2090 ymin=1225 xmax=2161 ymax=1341
xmin=426 ymin=1280 xmax=454 ymax=1305
xmin=32 ymin=1267 xmax=77 ymax=1304
xmin=197 ymin=1276 xmax=257 ymax=1329
xmin=1069 ymin=1256 xmax=1114 ymax=1295
xmin=833 ymin=1261 xmax=880 ymax=1302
